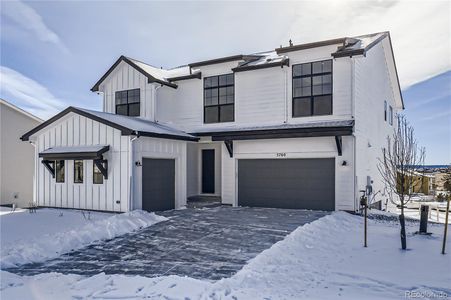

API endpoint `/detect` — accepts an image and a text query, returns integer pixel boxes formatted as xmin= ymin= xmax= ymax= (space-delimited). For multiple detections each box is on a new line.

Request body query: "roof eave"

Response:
xmin=276 ymin=37 xmax=347 ymax=54
xmin=232 ymin=59 xmax=290 ymax=73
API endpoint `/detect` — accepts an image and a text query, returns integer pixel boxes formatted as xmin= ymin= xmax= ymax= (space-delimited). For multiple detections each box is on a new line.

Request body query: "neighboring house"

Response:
xmin=1 ymin=99 xmax=42 ymax=207
xmin=21 ymin=31 xmax=404 ymax=212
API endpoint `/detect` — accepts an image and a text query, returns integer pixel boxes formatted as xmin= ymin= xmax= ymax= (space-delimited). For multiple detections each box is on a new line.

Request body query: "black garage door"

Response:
xmin=142 ymin=158 xmax=175 ymax=212
xmin=238 ymin=158 xmax=335 ymax=211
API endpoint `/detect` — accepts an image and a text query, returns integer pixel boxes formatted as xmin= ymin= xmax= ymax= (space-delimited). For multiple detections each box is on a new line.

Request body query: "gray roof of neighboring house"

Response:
xmin=21 ymin=107 xmax=198 ymax=142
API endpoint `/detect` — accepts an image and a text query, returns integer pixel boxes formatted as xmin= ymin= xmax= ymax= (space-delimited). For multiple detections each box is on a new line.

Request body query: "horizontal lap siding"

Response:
xmin=35 ymin=112 xmax=129 ymax=212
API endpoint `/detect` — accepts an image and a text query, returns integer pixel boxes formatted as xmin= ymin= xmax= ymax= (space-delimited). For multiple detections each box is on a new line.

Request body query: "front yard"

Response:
xmin=0 ymin=207 xmax=450 ymax=299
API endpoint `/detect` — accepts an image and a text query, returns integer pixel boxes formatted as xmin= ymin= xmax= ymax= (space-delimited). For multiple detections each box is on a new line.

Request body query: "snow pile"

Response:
xmin=1 ymin=211 xmax=450 ymax=299
xmin=0 ymin=209 xmax=167 ymax=268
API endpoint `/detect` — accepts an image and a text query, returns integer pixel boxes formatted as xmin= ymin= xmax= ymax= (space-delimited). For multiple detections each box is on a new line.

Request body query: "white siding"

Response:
xmin=222 ymin=136 xmax=355 ymax=211
xmin=32 ymin=112 xmax=130 ymax=212
xmin=99 ymin=61 xmax=156 ymax=120
xmin=132 ymin=137 xmax=187 ymax=210
xmin=353 ymin=40 xmax=401 ymax=209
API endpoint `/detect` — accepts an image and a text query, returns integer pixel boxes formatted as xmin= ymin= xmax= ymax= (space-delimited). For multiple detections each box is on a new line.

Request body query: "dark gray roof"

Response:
xmin=21 ymin=107 xmax=198 ymax=142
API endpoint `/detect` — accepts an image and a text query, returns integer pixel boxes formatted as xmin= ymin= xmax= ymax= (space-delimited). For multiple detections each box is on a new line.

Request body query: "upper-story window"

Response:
xmin=384 ymin=100 xmax=387 ymax=121
xmin=292 ymin=60 xmax=332 ymax=117
xmin=204 ymin=74 xmax=234 ymax=123
xmin=115 ymin=88 xmax=140 ymax=117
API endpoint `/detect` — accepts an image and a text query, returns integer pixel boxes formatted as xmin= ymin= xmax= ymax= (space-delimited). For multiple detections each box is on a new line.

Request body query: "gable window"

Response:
xmin=384 ymin=100 xmax=387 ymax=121
xmin=55 ymin=160 xmax=65 ymax=183
xmin=74 ymin=160 xmax=83 ymax=183
xmin=389 ymin=105 xmax=393 ymax=125
xmin=93 ymin=163 xmax=104 ymax=184
xmin=204 ymin=74 xmax=234 ymax=123
xmin=115 ymin=88 xmax=140 ymax=117
xmin=292 ymin=60 xmax=332 ymax=117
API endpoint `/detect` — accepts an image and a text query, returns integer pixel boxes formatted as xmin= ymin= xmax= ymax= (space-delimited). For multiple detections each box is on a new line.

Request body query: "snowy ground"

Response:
xmin=1 ymin=210 xmax=450 ymax=299
xmin=386 ymin=201 xmax=450 ymax=224
xmin=0 ymin=207 xmax=167 ymax=268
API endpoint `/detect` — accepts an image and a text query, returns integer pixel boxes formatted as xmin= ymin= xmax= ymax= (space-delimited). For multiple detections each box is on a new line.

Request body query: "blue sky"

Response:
xmin=0 ymin=1 xmax=450 ymax=164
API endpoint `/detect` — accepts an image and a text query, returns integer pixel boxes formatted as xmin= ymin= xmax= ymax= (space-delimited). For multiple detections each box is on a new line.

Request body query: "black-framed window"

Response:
xmin=115 ymin=88 xmax=140 ymax=116
xmin=384 ymin=100 xmax=387 ymax=121
xmin=93 ymin=163 xmax=103 ymax=184
xmin=204 ymin=74 xmax=234 ymax=123
xmin=292 ymin=60 xmax=332 ymax=117
xmin=389 ymin=105 xmax=393 ymax=125
xmin=55 ymin=160 xmax=65 ymax=183
xmin=74 ymin=160 xmax=83 ymax=183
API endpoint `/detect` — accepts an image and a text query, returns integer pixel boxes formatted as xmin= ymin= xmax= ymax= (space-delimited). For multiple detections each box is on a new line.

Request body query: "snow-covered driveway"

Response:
xmin=4 ymin=206 xmax=329 ymax=280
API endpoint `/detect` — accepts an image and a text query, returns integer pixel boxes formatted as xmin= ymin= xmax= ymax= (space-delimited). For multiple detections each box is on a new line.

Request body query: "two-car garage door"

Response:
xmin=238 ymin=158 xmax=335 ymax=211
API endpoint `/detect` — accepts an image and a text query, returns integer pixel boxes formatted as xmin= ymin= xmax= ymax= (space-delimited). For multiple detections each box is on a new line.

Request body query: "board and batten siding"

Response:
xmin=132 ymin=137 xmax=188 ymax=210
xmin=32 ymin=112 xmax=130 ymax=212
xmin=99 ymin=61 xmax=157 ymax=121
xmin=221 ymin=136 xmax=355 ymax=211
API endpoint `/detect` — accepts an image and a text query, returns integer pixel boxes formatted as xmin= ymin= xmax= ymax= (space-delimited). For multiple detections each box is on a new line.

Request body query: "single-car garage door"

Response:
xmin=238 ymin=158 xmax=335 ymax=211
xmin=142 ymin=158 xmax=175 ymax=212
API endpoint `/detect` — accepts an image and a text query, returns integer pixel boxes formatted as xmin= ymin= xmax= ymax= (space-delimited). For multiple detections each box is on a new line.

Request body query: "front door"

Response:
xmin=202 ymin=149 xmax=215 ymax=194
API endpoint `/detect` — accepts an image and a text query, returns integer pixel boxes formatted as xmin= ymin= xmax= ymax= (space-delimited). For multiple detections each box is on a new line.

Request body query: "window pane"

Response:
xmin=204 ymin=77 xmax=212 ymax=88
xmin=313 ymin=95 xmax=332 ymax=115
xmin=210 ymin=76 xmax=218 ymax=87
xmin=323 ymin=60 xmax=332 ymax=73
xmin=128 ymin=103 xmax=140 ymax=116
xmin=293 ymin=77 xmax=311 ymax=97
xmin=56 ymin=160 xmax=65 ymax=183
xmin=219 ymin=75 xmax=227 ymax=86
xmin=293 ymin=63 xmax=311 ymax=76
xmin=116 ymin=104 xmax=128 ymax=116
xmin=293 ymin=98 xmax=311 ymax=117
xmin=74 ymin=160 xmax=83 ymax=183
xmin=93 ymin=163 xmax=103 ymax=184
xmin=210 ymin=88 xmax=218 ymax=105
xmin=226 ymin=86 xmax=234 ymax=104
xmin=219 ymin=87 xmax=227 ymax=104
xmin=204 ymin=106 xmax=219 ymax=123
xmin=226 ymin=74 xmax=234 ymax=85
xmin=219 ymin=104 xmax=234 ymax=122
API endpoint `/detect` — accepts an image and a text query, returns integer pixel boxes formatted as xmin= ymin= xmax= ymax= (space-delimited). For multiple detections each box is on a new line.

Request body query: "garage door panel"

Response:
xmin=142 ymin=158 xmax=175 ymax=212
xmin=238 ymin=158 xmax=335 ymax=211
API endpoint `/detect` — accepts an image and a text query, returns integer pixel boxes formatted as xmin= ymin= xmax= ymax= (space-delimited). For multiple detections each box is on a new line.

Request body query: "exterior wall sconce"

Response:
xmin=342 ymin=160 xmax=347 ymax=166
xmin=135 ymin=161 xmax=142 ymax=167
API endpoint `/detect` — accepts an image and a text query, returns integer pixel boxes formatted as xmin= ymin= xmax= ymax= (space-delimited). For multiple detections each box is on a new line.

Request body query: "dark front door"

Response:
xmin=202 ymin=149 xmax=215 ymax=194
xmin=142 ymin=158 xmax=175 ymax=211
xmin=238 ymin=158 xmax=335 ymax=211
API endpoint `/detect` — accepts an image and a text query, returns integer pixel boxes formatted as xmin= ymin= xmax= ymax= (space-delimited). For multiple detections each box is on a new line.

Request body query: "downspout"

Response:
xmin=30 ymin=140 xmax=37 ymax=206
xmin=128 ymin=133 xmax=139 ymax=212
xmin=153 ymin=84 xmax=163 ymax=122
xmin=351 ymin=57 xmax=358 ymax=211
xmin=284 ymin=66 xmax=288 ymax=123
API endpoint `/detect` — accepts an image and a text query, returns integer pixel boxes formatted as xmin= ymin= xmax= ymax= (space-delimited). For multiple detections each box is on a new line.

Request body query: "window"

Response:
xmin=115 ymin=89 xmax=140 ymax=116
xmin=55 ymin=160 xmax=65 ymax=183
xmin=93 ymin=163 xmax=103 ymax=184
xmin=74 ymin=160 xmax=83 ymax=183
xmin=384 ymin=100 xmax=387 ymax=121
xmin=389 ymin=105 xmax=393 ymax=125
xmin=204 ymin=74 xmax=234 ymax=123
xmin=292 ymin=60 xmax=332 ymax=117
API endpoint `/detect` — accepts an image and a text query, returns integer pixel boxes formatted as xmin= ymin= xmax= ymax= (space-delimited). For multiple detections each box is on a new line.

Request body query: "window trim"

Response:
xmin=203 ymin=74 xmax=235 ymax=124
xmin=292 ymin=59 xmax=333 ymax=118
xmin=115 ymin=88 xmax=140 ymax=117
xmin=55 ymin=160 xmax=65 ymax=183
xmin=384 ymin=100 xmax=387 ymax=121
xmin=389 ymin=105 xmax=393 ymax=125
xmin=93 ymin=162 xmax=104 ymax=184
xmin=73 ymin=160 xmax=83 ymax=184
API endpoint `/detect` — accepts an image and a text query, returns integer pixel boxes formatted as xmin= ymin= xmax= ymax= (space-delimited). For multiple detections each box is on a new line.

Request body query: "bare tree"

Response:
xmin=378 ymin=115 xmax=425 ymax=250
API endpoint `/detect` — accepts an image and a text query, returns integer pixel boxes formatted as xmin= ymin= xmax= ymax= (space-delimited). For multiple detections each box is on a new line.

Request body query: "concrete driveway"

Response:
xmin=6 ymin=206 xmax=328 ymax=280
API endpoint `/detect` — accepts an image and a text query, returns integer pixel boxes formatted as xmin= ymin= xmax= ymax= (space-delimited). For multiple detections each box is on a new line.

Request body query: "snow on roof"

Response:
xmin=192 ymin=120 xmax=354 ymax=134
xmin=76 ymin=108 xmax=197 ymax=140
xmin=333 ymin=32 xmax=388 ymax=57
xmin=40 ymin=145 xmax=108 ymax=154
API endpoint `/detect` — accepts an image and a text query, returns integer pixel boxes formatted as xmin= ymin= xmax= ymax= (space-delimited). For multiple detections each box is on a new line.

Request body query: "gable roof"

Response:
xmin=0 ymin=98 xmax=43 ymax=123
xmin=91 ymin=56 xmax=179 ymax=92
xmin=21 ymin=107 xmax=198 ymax=142
xmin=331 ymin=32 xmax=389 ymax=58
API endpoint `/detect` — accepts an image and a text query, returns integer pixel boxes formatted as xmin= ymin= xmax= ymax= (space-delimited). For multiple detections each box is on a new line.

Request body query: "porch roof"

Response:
xmin=39 ymin=145 xmax=110 ymax=160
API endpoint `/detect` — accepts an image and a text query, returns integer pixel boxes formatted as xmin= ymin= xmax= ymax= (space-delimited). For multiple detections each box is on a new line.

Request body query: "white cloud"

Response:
xmin=0 ymin=66 xmax=66 ymax=119
xmin=286 ymin=0 xmax=451 ymax=89
xmin=1 ymin=0 xmax=68 ymax=53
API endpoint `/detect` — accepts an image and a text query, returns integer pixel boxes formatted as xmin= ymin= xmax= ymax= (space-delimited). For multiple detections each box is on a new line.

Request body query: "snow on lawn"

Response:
xmin=1 ymin=211 xmax=450 ymax=299
xmin=0 ymin=208 xmax=167 ymax=268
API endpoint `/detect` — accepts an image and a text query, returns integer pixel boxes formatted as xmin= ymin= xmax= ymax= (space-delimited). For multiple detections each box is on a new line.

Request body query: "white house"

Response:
xmin=1 ymin=99 xmax=42 ymax=207
xmin=21 ymin=31 xmax=403 ymax=212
